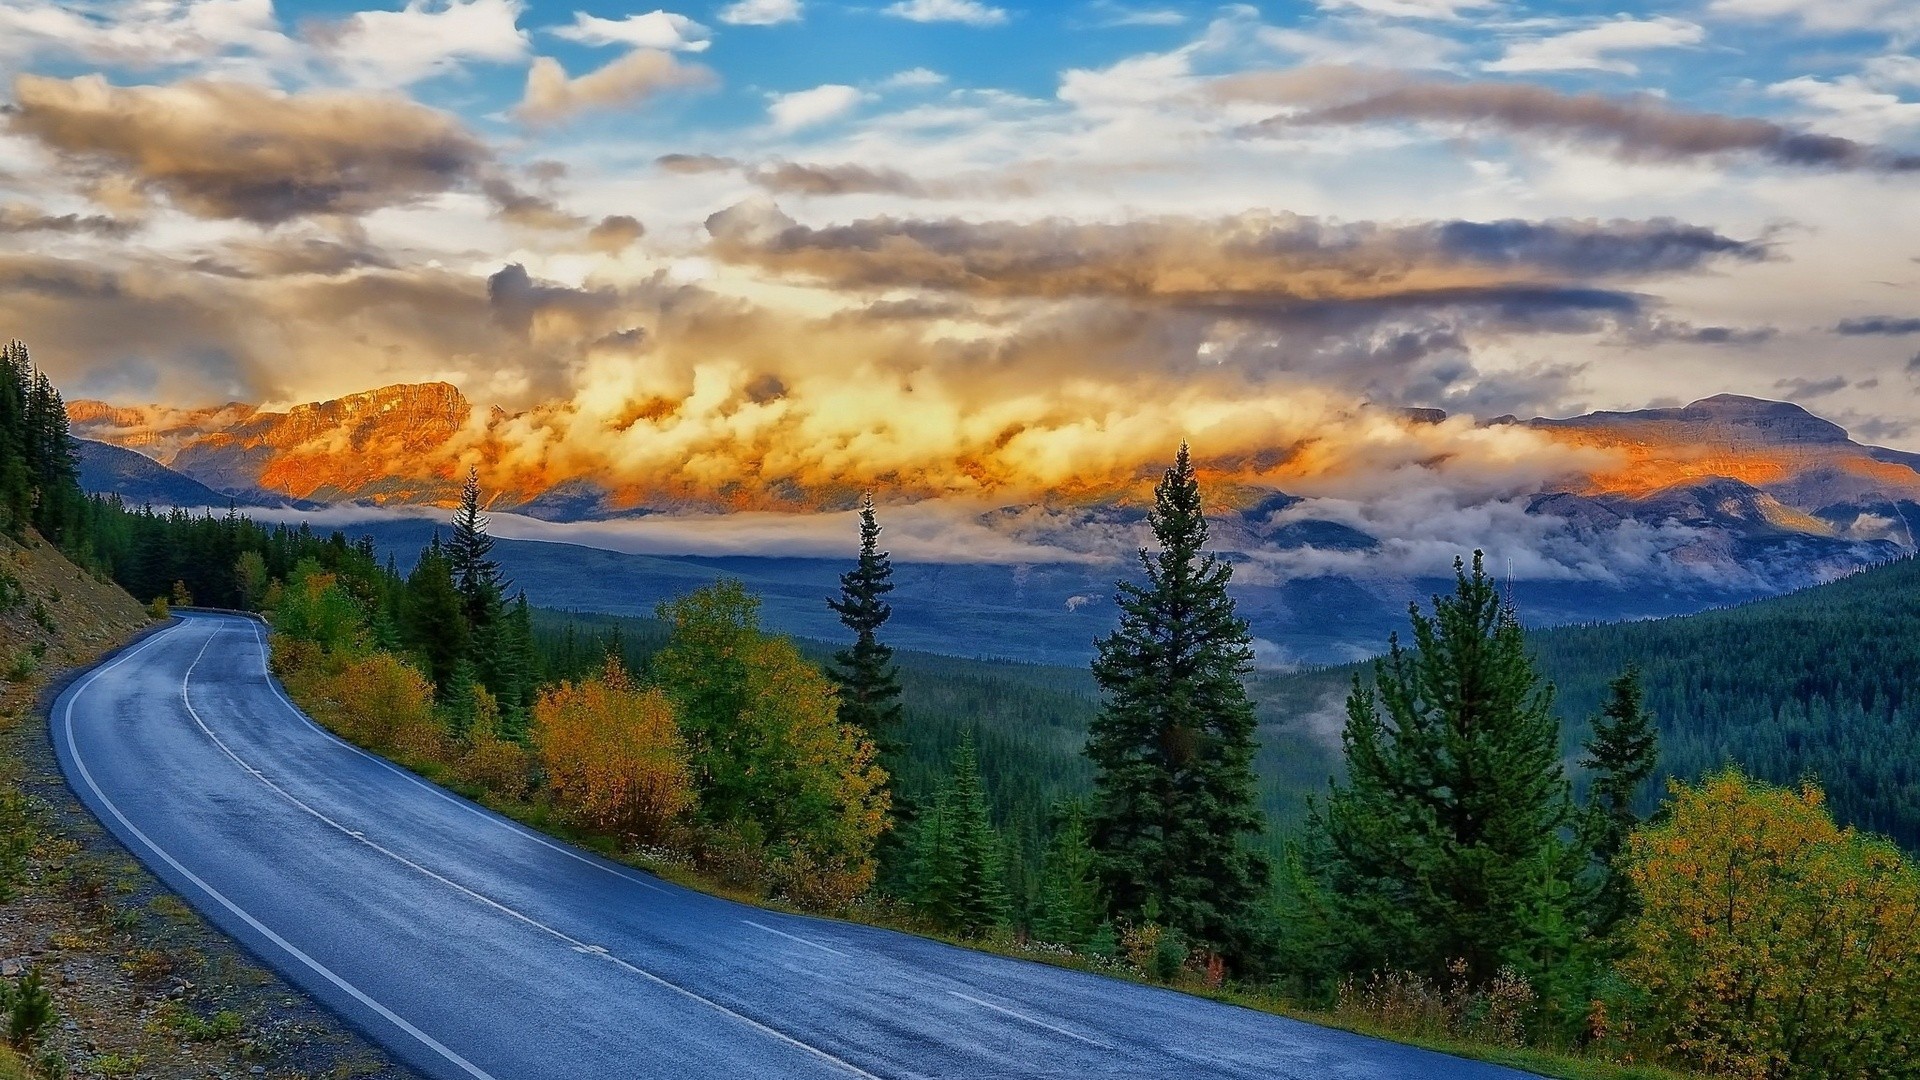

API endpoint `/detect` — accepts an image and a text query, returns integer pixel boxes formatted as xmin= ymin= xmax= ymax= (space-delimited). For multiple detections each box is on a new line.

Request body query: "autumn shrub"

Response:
xmin=654 ymin=583 xmax=890 ymax=900
xmin=450 ymin=688 xmax=534 ymax=800
xmin=1331 ymin=960 xmax=1537 ymax=1049
xmin=1617 ymin=769 xmax=1920 ymax=1078
xmin=316 ymin=653 xmax=443 ymax=760
xmin=768 ymin=846 xmax=873 ymax=911
xmin=534 ymin=660 xmax=693 ymax=845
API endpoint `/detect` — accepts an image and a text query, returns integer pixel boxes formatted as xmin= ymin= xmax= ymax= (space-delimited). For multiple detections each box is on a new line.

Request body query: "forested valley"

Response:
xmin=12 ymin=339 xmax=1920 ymax=1078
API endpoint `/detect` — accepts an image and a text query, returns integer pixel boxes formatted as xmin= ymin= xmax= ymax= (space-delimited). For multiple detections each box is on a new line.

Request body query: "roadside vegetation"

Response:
xmin=14 ymin=335 xmax=1920 ymax=1077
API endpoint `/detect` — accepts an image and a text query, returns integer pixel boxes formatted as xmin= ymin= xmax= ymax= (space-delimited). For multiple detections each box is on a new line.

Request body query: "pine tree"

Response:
xmin=447 ymin=466 xmax=508 ymax=690
xmin=827 ymin=494 xmax=903 ymax=750
xmin=1033 ymin=800 xmax=1103 ymax=948
xmin=1581 ymin=665 xmax=1658 ymax=939
xmin=494 ymin=593 xmax=538 ymax=740
xmin=912 ymin=734 xmax=1007 ymax=936
xmin=1311 ymin=551 xmax=1574 ymax=984
xmin=403 ymin=538 xmax=468 ymax=697
xmin=1085 ymin=444 xmax=1271 ymax=969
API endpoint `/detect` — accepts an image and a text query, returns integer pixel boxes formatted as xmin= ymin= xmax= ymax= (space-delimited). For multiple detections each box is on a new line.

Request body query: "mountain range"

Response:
xmin=68 ymin=383 xmax=1920 ymax=663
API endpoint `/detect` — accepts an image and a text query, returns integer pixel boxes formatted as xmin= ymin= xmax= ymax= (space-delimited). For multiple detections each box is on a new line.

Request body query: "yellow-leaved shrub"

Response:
xmin=1617 ymin=769 xmax=1920 ymax=1078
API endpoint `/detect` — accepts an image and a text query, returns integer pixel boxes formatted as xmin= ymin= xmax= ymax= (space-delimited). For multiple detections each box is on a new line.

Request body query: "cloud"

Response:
xmin=0 ymin=0 xmax=296 ymax=72
xmin=1086 ymin=2 xmax=1186 ymax=27
xmin=656 ymin=153 xmax=740 ymax=173
xmin=549 ymin=10 xmax=711 ymax=52
xmin=1836 ymin=316 xmax=1920 ymax=335
xmin=705 ymin=204 xmax=1766 ymax=306
xmin=514 ymin=49 xmax=714 ymax=125
xmin=1241 ymin=73 xmax=1920 ymax=173
xmin=586 ymin=214 xmax=646 ymax=253
xmin=1623 ymin=319 xmax=1777 ymax=346
xmin=1484 ymin=17 xmax=1706 ymax=76
xmin=740 ymin=160 xmax=1033 ymax=198
xmin=1708 ymin=0 xmax=1920 ymax=36
xmin=882 ymin=0 xmax=1008 ymax=28
xmin=767 ymin=84 xmax=868 ymax=132
xmin=0 ymin=203 xmax=136 ymax=238
xmin=6 ymin=74 xmax=498 ymax=225
xmin=1775 ymin=375 xmax=1850 ymax=398
xmin=717 ymin=0 xmax=802 ymax=26
xmin=879 ymin=68 xmax=947 ymax=89
xmin=304 ymin=0 xmax=528 ymax=87
xmin=1314 ymin=0 xmax=1496 ymax=19
xmin=746 ymin=162 xmax=927 ymax=196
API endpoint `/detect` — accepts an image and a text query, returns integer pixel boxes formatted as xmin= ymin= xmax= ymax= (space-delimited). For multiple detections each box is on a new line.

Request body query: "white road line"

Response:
xmin=180 ymin=618 xmax=879 ymax=1080
xmin=944 ymin=990 xmax=1117 ymax=1051
xmin=237 ymin=618 xmax=672 ymax=895
xmin=59 ymin=623 xmax=501 ymax=1080
xmin=743 ymin=919 xmax=851 ymax=958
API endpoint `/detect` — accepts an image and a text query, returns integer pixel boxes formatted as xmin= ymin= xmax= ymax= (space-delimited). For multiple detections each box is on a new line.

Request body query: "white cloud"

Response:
xmin=717 ymin=0 xmax=802 ymax=26
xmin=1484 ymin=16 xmax=1704 ymax=76
xmin=1088 ymin=2 xmax=1187 ymax=26
xmin=767 ymin=83 xmax=868 ymax=131
xmin=880 ymin=67 xmax=948 ymax=89
xmin=1864 ymin=54 xmax=1920 ymax=88
xmin=312 ymin=0 xmax=528 ymax=87
xmin=1708 ymin=0 xmax=1920 ymax=36
xmin=550 ymin=9 xmax=710 ymax=51
xmin=0 ymin=0 xmax=297 ymax=73
xmin=883 ymin=0 xmax=1008 ymax=28
xmin=1315 ymin=0 xmax=1498 ymax=20
xmin=1260 ymin=19 xmax=1464 ymax=70
xmin=1768 ymin=74 xmax=1920 ymax=141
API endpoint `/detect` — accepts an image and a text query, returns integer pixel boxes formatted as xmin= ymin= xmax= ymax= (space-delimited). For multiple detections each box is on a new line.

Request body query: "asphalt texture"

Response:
xmin=53 ymin=611 xmax=1538 ymax=1080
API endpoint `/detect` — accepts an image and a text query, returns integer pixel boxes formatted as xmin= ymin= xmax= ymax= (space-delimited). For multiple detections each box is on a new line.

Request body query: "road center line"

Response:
xmin=944 ymin=990 xmax=1117 ymax=1050
xmin=182 ymin=618 xmax=879 ymax=1080
xmin=743 ymin=919 xmax=851 ymax=958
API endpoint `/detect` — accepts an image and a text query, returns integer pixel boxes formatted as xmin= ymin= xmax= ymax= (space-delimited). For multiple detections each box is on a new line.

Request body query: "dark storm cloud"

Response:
xmin=1836 ymin=316 xmax=1920 ymax=336
xmin=705 ymin=204 xmax=1764 ymax=311
xmin=6 ymin=74 xmax=562 ymax=227
xmin=0 ymin=204 xmax=136 ymax=238
xmin=1230 ymin=72 xmax=1920 ymax=173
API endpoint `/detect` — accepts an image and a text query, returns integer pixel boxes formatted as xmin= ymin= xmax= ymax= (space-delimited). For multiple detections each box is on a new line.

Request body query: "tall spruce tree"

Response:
xmin=1085 ymin=443 xmax=1271 ymax=968
xmin=448 ymin=467 xmax=509 ymax=691
xmin=1580 ymin=665 xmax=1658 ymax=939
xmin=403 ymin=537 xmax=468 ymax=697
xmin=1032 ymin=800 xmax=1104 ymax=948
xmin=827 ymin=494 xmax=903 ymax=750
xmin=0 ymin=342 xmax=79 ymax=543
xmin=908 ymin=733 xmax=1007 ymax=936
xmin=1310 ymin=551 xmax=1574 ymax=984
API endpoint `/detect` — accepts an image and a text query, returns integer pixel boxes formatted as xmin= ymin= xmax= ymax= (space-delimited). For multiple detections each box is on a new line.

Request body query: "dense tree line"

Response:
xmin=0 ymin=342 xmax=82 ymax=546
xmin=1256 ymin=553 xmax=1920 ymax=851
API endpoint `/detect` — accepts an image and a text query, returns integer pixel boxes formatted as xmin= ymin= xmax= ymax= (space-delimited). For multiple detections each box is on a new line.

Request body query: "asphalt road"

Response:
xmin=54 ymin=611 xmax=1536 ymax=1080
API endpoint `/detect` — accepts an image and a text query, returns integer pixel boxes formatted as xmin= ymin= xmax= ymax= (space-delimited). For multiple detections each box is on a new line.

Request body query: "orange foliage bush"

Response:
xmin=534 ymin=660 xmax=693 ymax=844
xmin=1618 ymin=769 xmax=1920 ymax=1078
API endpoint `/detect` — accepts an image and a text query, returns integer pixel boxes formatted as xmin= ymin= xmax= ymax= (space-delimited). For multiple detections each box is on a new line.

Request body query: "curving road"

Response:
xmin=54 ymin=611 xmax=1534 ymax=1080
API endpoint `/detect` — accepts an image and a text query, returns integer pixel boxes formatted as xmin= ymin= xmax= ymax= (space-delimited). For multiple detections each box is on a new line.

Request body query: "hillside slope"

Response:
xmin=0 ymin=532 xmax=419 ymax=1080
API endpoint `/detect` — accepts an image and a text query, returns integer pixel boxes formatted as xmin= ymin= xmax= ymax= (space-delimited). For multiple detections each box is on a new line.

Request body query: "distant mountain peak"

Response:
xmin=1530 ymin=393 xmax=1850 ymax=446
